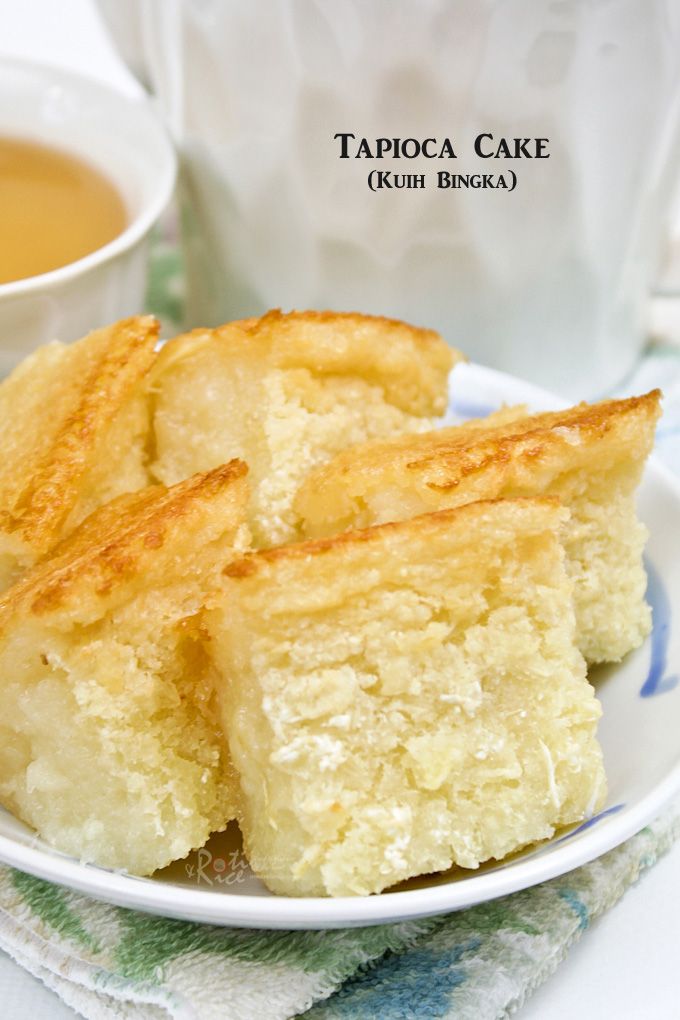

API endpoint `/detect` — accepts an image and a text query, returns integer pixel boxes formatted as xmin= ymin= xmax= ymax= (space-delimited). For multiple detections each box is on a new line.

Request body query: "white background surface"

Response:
xmin=0 ymin=2 xmax=678 ymax=1017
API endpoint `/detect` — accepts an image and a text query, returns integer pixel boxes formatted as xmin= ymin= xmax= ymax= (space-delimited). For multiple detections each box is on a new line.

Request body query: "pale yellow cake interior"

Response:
xmin=149 ymin=310 xmax=459 ymax=546
xmin=206 ymin=499 xmax=605 ymax=897
xmin=295 ymin=392 xmax=661 ymax=664
xmin=0 ymin=462 xmax=250 ymax=875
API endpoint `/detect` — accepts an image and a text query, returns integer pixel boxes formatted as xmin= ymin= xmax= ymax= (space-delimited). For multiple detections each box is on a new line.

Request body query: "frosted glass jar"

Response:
xmin=101 ymin=0 xmax=680 ymax=397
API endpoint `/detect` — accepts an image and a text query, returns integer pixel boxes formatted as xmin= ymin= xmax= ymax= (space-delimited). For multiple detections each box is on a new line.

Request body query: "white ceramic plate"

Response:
xmin=0 ymin=363 xmax=678 ymax=929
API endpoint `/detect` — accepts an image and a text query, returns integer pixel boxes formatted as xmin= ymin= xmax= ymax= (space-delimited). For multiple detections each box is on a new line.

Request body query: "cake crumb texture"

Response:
xmin=0 ymin=462 xmax=250 ymax=875
xmin=208 ymin=498 xmax=605 ymax=897
xmin=150 ymin=309 xmax=459 ymax=546
xmin=295 ymin=391 xmax=662 ymax=663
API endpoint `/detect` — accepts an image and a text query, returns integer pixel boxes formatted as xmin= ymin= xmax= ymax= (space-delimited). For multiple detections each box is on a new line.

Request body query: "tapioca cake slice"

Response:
xmin=296 ymin=391 xmax=662 ymax=664
xmin=149 ymin=309 xmax=460 ymax=547
xmin=0 ymin=461 xmax=250 ymax=875
xmin=0 ymin=316 xmax=159 ymax=591
xmin=206 ymin=499 xmax=605 ymax=898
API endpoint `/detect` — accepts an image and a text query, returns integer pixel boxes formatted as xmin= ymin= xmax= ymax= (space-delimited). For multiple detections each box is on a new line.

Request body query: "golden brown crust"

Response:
xmin=152 ymin=309 xmax=460 ymax=416
xmin=295 ymin=391 xmax=662 ymax=530
xmin=149 ymin=321 xmax=250 ymax=379
xmin=223 ymin=496 xmax=565 ymax=578
xmin=0 ymin=316 xmax=159 ymax=556
xmin=415 ymin=390 xmax=662 ymax=488
xmin=0 ymin=460 xmax=248 ymax=622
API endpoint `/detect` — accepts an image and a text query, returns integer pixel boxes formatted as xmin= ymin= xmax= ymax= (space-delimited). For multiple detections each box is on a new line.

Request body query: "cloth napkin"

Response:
xmin=0 ymin=810 xmax=677 ymax=1020
xmin=1 ymin=242 xmax=679 ymax=1020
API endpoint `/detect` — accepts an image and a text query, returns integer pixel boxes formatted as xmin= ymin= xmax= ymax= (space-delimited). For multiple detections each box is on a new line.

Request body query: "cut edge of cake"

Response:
xmin=294 ymin=391 xmax=662 ymax=664
xmin=0 ymin=460 xmax=251 ymax=875
xmin=207 ymin=497 xmax=605 ymax=897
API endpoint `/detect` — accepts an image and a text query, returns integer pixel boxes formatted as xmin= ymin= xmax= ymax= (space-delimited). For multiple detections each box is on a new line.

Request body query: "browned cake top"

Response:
xmin=152 ymin=308 xmax=460 ymax=416
xmin=0 ymin=316 xmax=159 ymax=553
xmin=295 ymin=390 xmax=662 ymax=529
xmin=0 ymin=460 xmax=249 ymax=624
xmin=222 ymin=496 xmax=566 ymax=603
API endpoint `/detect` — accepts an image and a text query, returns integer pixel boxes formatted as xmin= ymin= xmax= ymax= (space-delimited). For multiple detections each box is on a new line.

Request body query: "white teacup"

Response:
xmin=0 ymin=58 xmax=176 ymax=376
